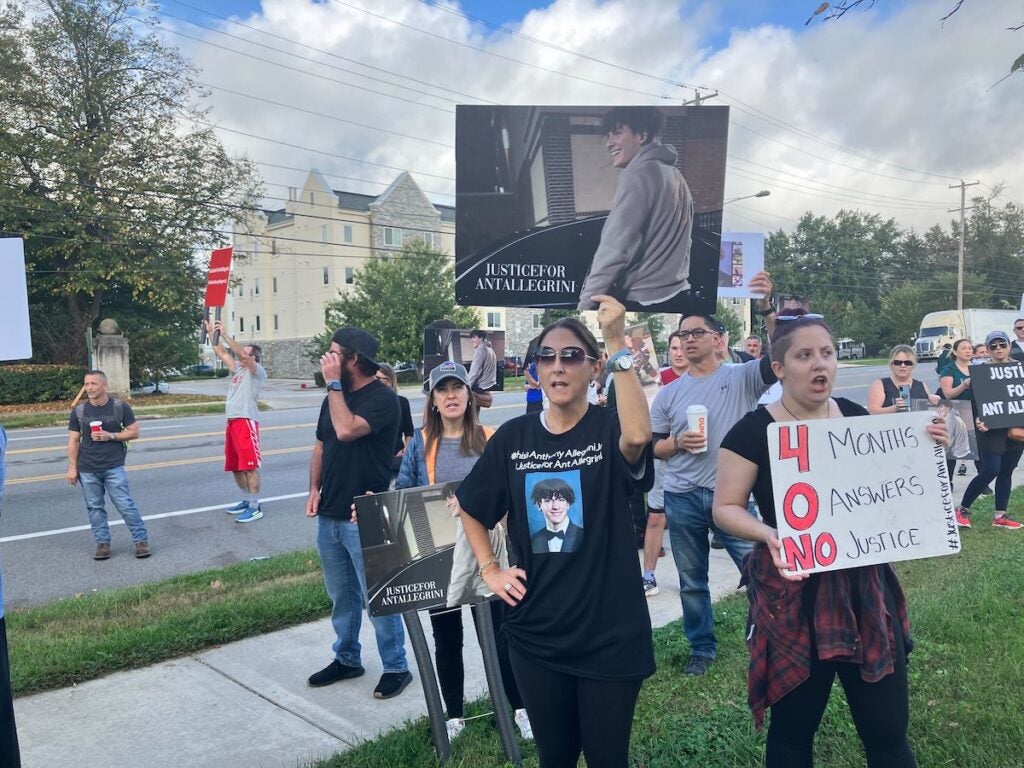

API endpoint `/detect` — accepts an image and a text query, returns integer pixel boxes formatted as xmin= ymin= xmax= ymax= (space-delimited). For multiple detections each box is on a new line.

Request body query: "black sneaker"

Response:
xmin=710 ymin=533 xmax=724 ymax=550
xmin=374 ymin=670 xmax=413 ymax=699
xmin=981 ymin=486 xmax=994 ymax=496
xmin=307 ymin=660 xmax=364 ymax=687
xmin=684 ymin=655 xmax=713 ymax=676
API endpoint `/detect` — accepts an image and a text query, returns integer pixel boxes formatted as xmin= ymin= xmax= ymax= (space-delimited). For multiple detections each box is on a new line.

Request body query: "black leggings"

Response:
xmin=429 ymin=600 xmax=522 ymax=718
xmin=508 ymin=645 xmax=643 ymax=768
xmin=960 ymin=442 xmax=1024 ymax=512
xmin=766 ymin=621 xmax=915 ymax=768
xmin=0 ymin=618 xmax=20 ymax=768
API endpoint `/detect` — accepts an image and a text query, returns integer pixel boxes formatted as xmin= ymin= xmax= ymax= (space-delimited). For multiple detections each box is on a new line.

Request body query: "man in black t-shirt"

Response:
xmin=305 ymin=328 xmax=411 ymax=700
xmin=66 ymin=370 xmax=150 ymax=560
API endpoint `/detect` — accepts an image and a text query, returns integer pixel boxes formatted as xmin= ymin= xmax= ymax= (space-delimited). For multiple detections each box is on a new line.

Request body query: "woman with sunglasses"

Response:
xmin=866 ymin=345 xmax=937 ymax=415
xmin=456 ymin=296 xmax=654 ymax=768
xmin=375 ymin=363 xmax=414 ymax=484
xmin=954 ymin=330 xmax=1024 ymax=530
xmin=713 ymin=315 xmax=948 ymax=767
xmin=394 ymin=361 xmax=532 ymax=742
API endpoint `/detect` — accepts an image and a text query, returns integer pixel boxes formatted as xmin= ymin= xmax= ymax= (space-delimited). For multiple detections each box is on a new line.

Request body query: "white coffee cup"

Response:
xmin=686 ymin=405 xmax=709 ymax=453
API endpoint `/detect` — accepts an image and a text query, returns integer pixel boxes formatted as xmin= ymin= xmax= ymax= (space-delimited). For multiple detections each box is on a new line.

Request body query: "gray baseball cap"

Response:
xmin=986 ymin=330 xmax=1011 ymax=346
xmin=426 ymin=360 xmax=470 ymax=392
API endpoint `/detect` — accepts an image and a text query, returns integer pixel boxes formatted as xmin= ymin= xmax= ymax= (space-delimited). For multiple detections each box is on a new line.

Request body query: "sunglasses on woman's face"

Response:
xmin=891 ymin=360 xmax=915 ymax=367
xmin=536 ymin=346 xmax=596 ymax=366
xmin=776 ymin=313 xmax=825 ymax=322
xmin=988 ymin=341 xmax=1009 ymax=350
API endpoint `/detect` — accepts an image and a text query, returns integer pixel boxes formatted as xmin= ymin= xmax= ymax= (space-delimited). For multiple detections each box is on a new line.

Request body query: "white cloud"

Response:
xmin=168 ymin=0 xmax=1023 ymax=233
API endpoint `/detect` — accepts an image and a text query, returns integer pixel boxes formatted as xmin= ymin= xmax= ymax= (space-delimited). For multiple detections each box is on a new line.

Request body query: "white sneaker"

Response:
xmin=514 ymin=708 xmax=533 ymax=740
xmin=445 ymin=717 xmax=465 ymax=742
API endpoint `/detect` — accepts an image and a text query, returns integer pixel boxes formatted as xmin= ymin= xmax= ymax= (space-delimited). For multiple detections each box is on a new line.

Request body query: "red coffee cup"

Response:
xmin=89 ymin=420 xmax=103 ymax=436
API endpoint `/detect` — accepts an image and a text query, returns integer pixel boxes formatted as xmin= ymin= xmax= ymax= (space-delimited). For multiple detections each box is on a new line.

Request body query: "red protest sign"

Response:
xmin=204 ymin=247 xmax=233 ymax=308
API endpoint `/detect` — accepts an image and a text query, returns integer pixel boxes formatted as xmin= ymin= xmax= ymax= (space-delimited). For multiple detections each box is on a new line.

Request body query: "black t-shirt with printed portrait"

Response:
xmin=457 ymin=405 xmax=655 ymax=681
xmin=315 ymin=381 xmax=399 ymax=518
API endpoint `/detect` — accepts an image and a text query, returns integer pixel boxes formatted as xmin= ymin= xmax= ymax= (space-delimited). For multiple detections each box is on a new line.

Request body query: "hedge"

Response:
xmin=0 ymin=364 xmax=89 ymax=405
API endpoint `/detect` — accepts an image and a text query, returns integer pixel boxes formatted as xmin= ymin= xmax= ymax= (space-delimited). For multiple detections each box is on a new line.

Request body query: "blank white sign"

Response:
xmin=0 ymin=238 xmax=32 ymax=361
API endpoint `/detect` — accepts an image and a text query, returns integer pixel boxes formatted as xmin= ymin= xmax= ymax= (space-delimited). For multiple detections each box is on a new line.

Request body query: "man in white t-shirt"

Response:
xmin=207 ymin=320 xmax=268 ymax=523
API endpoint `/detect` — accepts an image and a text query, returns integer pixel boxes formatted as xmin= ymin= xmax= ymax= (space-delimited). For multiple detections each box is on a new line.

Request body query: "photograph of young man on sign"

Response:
xmin=454 ymin=104 xmax=726 ymax=316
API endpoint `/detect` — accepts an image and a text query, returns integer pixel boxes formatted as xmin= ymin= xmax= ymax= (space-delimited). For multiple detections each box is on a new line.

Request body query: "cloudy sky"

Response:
xmin=151 ymin=0 xmax=1024 ymax=235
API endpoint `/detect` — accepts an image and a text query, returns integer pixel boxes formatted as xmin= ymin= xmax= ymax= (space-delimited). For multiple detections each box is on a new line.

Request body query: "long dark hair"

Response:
xmin=421 ymin=383 xmax=488 ymax=458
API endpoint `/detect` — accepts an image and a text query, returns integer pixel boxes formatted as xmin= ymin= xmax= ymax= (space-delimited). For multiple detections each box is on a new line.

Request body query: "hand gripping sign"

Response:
xmin=768 ymin=412 xmax=960 ymax=575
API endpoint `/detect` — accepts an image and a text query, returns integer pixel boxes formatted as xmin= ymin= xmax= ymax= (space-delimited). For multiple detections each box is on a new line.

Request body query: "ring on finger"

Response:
xmin=504 ymin=583 xmax=513 ymax=592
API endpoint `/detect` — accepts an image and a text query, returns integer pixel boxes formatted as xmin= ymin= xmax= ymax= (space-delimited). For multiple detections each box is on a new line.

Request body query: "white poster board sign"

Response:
xmin=768 ymin=412 xmax=960 ymax=575
xmin=718 ymin=232 xmax=765 ymax=299
xmin=0 ymin=238 xmax=32 ymax=361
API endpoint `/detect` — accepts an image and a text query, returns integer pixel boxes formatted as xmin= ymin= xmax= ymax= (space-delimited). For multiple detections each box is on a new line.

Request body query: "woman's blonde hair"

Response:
xmin=888 ymin=345 xmax=917 ymax=364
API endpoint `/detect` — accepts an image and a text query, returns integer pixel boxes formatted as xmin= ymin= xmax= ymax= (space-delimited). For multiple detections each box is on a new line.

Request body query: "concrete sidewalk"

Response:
xmin=13 ymin=543 xmax=745 ymax=768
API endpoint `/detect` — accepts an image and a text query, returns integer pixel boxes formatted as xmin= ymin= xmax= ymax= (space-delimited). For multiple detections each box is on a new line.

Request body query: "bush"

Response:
xmin=396 ymin=369 xmax=420 ymax=385
xmin=0 ymin=364 xmax=89 ymax=405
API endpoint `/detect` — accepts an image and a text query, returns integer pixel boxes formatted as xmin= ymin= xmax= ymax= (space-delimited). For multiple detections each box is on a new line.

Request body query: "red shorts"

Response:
xmin=225 ymin=418 xmax=261 ymax=471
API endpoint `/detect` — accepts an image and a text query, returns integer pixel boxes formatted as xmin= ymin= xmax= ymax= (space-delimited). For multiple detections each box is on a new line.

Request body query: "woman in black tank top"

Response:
xmin=866 ymin=345 xmax=937 ymax=414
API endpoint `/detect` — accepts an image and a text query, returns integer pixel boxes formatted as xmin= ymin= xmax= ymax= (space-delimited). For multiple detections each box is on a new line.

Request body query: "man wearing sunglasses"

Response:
xmin=649 ymin=283 xmax=778 ymax=677
xmin=577 ymin=106 xmax=694 ymax=312
xmin=1011 ymin=319 xmax=1024 ymax=362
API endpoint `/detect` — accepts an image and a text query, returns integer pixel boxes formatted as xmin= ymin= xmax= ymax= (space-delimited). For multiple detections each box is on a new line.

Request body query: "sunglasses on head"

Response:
xmin=776 ymin=313 xmax=825 ymax=322
xmin=891 ymin=360 xmax=915 ymax=367
xmin=988 ymin=341 xmax=1009 ymax=350
xmin=536 ymin=346 xmax=596 ymax=365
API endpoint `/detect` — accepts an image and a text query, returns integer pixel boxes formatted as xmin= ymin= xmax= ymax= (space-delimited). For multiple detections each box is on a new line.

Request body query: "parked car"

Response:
xmin=836 ymin=338 xmax=866 ymax=360
xmin=188 ymin=364 xmax=214 ymax=375
xmin=504 ymin=356 xmax=525 ymax=376
xmin=134 ymin=381 xmax=170 ymax=395
xmin=393 ymin=361 xmax=418 ymax=374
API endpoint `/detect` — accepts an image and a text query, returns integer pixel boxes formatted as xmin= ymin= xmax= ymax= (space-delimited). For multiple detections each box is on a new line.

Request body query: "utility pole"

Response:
xmin=682 ymin=88 xmax=718 ymax=107
xmin=948 ymin=179 xmax=979 ymax=311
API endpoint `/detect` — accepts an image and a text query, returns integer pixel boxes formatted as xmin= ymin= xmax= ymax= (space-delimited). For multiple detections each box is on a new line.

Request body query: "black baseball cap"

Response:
xmin=331 ymin=327 xmax=381 ymax=370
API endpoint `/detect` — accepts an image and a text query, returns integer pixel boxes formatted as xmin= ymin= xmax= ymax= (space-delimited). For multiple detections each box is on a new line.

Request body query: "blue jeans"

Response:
xmin=79 ymin=466 xmax=148 ymax=544
xmin=664 ymin=488 xmax=754 ymax=659
xmin=316 ymin=516 xmax=408 ymax=673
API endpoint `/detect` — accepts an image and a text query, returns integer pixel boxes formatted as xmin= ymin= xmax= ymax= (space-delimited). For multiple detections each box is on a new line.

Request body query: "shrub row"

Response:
xmin=0 ymin=364 xmax=89 ymax=405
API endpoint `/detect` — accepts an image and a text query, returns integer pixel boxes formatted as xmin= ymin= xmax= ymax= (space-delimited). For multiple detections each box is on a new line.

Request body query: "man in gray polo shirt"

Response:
xmin=650 ymin=296 xmax=776 ymax=676
xmin=207 ymin=319 xmax=268 ymax=523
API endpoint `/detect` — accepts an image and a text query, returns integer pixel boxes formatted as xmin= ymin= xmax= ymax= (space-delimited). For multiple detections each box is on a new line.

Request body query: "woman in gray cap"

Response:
xmin=955 ymin=330 xmax=1024 ymax=530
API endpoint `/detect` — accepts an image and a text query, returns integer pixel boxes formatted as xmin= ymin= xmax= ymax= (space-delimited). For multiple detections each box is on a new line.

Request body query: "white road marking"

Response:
xmin=0 ymin=492 xmax=311 ymax=543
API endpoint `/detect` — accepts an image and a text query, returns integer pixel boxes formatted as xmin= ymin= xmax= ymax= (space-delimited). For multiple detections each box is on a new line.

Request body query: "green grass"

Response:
xmin=840 ymin=357 xmax=888 ymax=366
xmin=310 ymin=490 xmax=1024 ymax=768
xmin=0 ymin=400 xmax=267 ymax=428
xmin=6 ymin=550 xmax=329 ymax=695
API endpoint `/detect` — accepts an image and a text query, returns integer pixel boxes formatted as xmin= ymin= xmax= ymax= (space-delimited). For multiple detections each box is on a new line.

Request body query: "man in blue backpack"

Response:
xmin=66 ymin=370 xmax=150 ymax=560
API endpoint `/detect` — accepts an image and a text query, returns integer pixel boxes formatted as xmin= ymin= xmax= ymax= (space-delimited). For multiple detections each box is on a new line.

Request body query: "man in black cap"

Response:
xmin=305 ymin=327 xmax=412 ymax=699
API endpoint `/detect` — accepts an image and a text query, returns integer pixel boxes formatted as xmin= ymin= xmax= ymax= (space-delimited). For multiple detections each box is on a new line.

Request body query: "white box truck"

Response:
xmin=914 ymin=309 xmax=1019 ymax=360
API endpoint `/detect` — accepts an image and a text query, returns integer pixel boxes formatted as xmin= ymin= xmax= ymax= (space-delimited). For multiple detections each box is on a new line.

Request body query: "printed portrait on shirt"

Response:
xmin=526 ymin=471 xmax=584 ymax=554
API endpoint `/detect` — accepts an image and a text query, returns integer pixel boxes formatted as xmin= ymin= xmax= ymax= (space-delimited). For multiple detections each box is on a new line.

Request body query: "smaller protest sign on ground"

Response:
xmin=356 ymin=482 xmax=505 ymax=617
xmin=911 ymin=398 xmax=978 ymax=460
xmin=0 ymin=238 xmax=32 ymax=361
xmin=624 ymin=322 xmax=660 ymax=387
xmin=970 ymin=361 xmax=1024 ymax=429
xmin=768 ymin=411 xmax=960 ymax=575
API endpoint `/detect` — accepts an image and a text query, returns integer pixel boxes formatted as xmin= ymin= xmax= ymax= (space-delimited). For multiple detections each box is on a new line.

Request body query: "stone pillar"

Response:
xmin=94 ymin=320 xmax=131 ymax=394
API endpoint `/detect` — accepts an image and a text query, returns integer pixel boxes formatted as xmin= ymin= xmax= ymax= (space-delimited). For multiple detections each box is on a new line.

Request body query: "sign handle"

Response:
xmin=200 ymin=309 xmax=209 ymax=347
xmin=473 ymin=602 xmax=523 ymax=767
xmin=401 ymin=610 xmax=451 ymax=764
xmin=211 ymin=307 xmax=222 ymax=348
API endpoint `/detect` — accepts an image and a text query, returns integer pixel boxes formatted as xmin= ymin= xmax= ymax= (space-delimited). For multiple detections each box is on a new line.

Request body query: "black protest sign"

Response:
xmin=356 ymin=482 xmax=507 ymax=617
xmin=455 ymin=105 xmax=726 ymax=315
xmin=969 ymin=361 xmax=1024 ymax=429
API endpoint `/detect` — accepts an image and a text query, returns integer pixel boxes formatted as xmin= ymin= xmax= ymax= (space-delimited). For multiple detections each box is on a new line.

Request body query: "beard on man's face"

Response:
xmin=339 ymin=360 xmax=355 ymax=390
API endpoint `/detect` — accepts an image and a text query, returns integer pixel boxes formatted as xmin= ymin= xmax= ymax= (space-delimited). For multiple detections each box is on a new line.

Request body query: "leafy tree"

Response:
xmin=0 ymin=0 xmax=260 ymax=374
xmin=715 ymin=300 xmax=743 ymax=341
xmin=632 ymin=312 xmax=669 ymax=357
xmin=310 ymin=244 xmax=480 ymax=365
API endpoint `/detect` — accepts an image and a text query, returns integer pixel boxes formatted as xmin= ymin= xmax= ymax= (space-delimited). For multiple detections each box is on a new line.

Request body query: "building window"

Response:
xmin=343 ymin=224 xmax=353 ymax=243
xmin=486 ymin=312 xmax=501 ymax=328
xmin=345 ymin=267 xmax=355 ymax=284
xmin=323 ymin=267 xmax=329 ymax=285
xmin=253 ymin=277 xmax=260 ymax=296
xmin=321 ymin=225 xmax=328 ymax=243
xmin=253 ymin=242 xmax=261 ymax=257
xmin=272 ymin=277 xmax=278 ymax=294
xmin=309 ymin=191 xmax=314 ymax=205
xmin=384 ymin=227 xmax=402 ymax=247
xmin=239 ymin=317 xmax=245 ymax=332
xmin=236 ymin=281 xmax=244 ymax=298
xmin=273 ymin=314 xmax=279 ymax=331
xmin=532 ymin=314 xmax=542 ymax=328
xmin=255 ymin=316 xmax=261 ymax=332
xmin=423 ymin=232 xmax=437 ymax=249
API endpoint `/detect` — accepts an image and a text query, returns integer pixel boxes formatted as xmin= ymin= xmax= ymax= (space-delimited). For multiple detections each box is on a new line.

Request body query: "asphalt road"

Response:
xmin=0 ymin=363 xmax=914 ymax=606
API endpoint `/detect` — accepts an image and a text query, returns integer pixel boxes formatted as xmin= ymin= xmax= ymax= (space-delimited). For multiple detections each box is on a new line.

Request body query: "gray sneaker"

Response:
xmin=643 ymin=576 xmax=659 ymax=597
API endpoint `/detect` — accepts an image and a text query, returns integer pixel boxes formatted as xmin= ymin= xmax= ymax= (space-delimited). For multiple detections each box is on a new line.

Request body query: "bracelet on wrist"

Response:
xmin=478 ymin=558 xmax=499 ymax=576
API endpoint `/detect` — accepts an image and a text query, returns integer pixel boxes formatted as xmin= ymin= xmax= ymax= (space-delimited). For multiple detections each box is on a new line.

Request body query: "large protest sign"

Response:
xmin=718 ymin=232 xmax=766 ymax=299
xmin=768 ymin=412 xmax=960 ymax=575
xmin=455 ymin=105 xmax=727 ymax=315
xmin=969 ymin=361 xmax=1024 ymax=429
xmin=356 ymin=482 xmax=505 ymax=617
xmin=0 ymin=238 xmax=32 ymax=361
xmin=911 ymin=398 xmax=978 ymax=460
xmin=423 ymin=326 xmax=506 ymax=392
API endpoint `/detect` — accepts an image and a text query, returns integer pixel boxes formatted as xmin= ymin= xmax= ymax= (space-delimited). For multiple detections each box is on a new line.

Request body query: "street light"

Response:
xmin=724 ymin=189 xmax=770 ymax=205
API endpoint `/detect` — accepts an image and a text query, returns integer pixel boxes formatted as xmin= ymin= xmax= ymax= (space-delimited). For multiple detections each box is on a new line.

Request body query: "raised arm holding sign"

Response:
xmin=712 ymin=314 xmax=949 ymax=764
